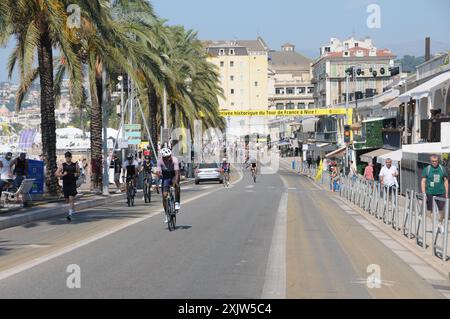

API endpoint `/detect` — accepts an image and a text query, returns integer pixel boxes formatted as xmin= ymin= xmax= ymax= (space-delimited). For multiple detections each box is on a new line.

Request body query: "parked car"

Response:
xmin=194 ymin=162 xmax=223 ymax=184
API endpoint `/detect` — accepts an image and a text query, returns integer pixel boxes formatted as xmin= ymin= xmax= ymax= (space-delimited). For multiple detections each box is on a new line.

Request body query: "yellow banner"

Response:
xmin=219 ymin=108 xmax=352 ymax=117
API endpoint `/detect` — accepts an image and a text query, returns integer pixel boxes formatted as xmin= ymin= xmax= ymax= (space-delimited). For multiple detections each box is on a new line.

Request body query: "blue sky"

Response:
xmin=1 ymin=0 xmax=449 ymax=82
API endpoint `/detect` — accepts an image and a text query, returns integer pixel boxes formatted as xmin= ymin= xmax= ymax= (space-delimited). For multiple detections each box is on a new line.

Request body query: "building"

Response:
xmin=312 ymin=36 xmax=396 ymax=108
xmin=205 ymin=37 xmax=269 ymax=111
xmin=266 ymin=42 xmax=315 ymax=154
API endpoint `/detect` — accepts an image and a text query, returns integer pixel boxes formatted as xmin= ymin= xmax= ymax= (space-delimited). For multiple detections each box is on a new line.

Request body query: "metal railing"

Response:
xmin=333 ymin=170 xmax=450 ymax=263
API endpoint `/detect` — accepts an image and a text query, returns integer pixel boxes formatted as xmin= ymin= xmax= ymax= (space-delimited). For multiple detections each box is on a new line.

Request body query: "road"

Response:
xmin=0 ymin=162 xmax=448 ymax=298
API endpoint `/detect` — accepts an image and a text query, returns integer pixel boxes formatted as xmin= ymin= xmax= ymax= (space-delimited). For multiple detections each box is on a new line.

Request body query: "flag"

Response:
xmin=315 ymin=159 xmax=323 ymax=181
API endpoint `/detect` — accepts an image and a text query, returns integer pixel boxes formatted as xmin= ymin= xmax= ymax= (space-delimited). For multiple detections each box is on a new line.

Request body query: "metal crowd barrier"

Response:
xmin=414 ymin=193 xmax=427 ymax=249
xmin=432 ymin=197 xmax=450 ymax=261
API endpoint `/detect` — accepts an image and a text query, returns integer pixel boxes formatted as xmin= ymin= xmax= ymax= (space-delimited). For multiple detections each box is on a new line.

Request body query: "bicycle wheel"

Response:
xmin=253 ymin=172 xmax=256 ymax=183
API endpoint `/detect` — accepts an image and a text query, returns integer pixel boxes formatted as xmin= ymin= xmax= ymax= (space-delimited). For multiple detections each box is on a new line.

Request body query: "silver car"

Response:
xmin=195 ymin=162 xmax=223 ymax=184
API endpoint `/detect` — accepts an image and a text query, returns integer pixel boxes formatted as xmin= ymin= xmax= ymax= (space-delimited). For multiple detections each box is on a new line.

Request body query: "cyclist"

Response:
xmin=221 ymin=158 xmax=230 ymax=186
xmin=249 ymin=157 xmax=257 ymax=179
xmin=156 ymin=148 xmax=180 ymax=223
xmin=142 ymin=155 xmax=153 ymax=181
xmin=122 ymin=154 xmax=139 ymax=201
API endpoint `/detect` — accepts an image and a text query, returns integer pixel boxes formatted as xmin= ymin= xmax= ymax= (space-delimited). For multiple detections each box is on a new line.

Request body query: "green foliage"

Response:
xmin=365 ymin=121 xmax=383 ymax=148
xmin=395 ymin=55 xmax=425 ymax=73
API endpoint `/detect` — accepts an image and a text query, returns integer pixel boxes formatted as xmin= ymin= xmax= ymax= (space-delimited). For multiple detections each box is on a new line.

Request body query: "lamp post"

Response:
xmin=102 ymin=68 xmax=109 ymax=195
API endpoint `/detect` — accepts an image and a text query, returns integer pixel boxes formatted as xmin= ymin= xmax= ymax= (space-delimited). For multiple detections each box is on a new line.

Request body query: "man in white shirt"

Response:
xmin=0 ymin=152 xmax=14 ymax=199
xmin=379 ymin=158 xmax=399 ymax=188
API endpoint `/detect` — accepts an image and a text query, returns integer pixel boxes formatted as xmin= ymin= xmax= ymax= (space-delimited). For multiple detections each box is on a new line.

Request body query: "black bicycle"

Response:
xmin=165 ymin=186 xmax=177 ymax=231
xmin=126 ymin=177 xmax=136 ymax=207
xmin=143 ymin=172 xmax=152 ymax=203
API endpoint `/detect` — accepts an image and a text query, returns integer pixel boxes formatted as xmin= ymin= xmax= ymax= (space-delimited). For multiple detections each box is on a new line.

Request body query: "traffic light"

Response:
xmin=344 ymin=125 xmax=351 ymax=144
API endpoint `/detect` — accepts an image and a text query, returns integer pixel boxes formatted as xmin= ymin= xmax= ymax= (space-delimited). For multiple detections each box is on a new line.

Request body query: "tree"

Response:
xmin=0 ymin=0 xmax=83 ymax=195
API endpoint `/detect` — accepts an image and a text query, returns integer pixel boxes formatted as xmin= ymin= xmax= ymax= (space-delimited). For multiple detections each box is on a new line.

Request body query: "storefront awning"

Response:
xmin=360 ymin=148 xmax=392 ymax=163
xmin=377 ymin=149 xmax=402 ymax=166
xmin=325 ymin=146 xmax=346 ymax=158
xmin=382 ymin=98 xmax=402 ymax=109
xmin=398 ymin=71 xmax=450 ymax=102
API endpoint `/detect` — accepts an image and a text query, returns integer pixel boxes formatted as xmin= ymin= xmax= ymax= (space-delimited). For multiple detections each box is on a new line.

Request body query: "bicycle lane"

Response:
xmin=0 ymin=167 xmax=285 ymax=298
xmin=0 ymin=179 xmax=223 ymax=283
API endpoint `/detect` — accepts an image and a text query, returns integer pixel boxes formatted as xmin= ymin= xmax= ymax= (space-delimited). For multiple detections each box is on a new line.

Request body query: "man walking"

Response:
xmin=379 ymin=158 xmax=399 ymax=189
xmin=421 ymin=154 xmax=449 ymax=232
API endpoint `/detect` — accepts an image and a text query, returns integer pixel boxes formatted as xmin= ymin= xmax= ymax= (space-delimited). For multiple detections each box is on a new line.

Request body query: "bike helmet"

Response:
xmin=127 ymin=154 xmax=133 ymax=160
xmin=161 ymin=148 xmax=172 ymax=157
xmin=223 ymin=158 xmax=227 ymax=162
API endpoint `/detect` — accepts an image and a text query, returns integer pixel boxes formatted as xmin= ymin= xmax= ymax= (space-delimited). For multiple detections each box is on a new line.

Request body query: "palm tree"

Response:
xmin=0 ymin=0 xmax=84 ymax=195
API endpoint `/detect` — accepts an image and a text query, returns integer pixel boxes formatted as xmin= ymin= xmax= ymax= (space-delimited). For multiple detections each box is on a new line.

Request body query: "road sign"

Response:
xmin=118 ymin=138 xmax=129 ymax=149
xmin=124 ymin=124 xmax=141 ymax=145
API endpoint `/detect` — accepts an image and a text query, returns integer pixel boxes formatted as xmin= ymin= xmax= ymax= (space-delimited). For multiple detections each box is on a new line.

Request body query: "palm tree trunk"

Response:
xmin=37 ymin=22 xmax=58 ymax=195
xmin=148 ymin=85 xmax=158 ymax=159
xmin=88 ymin=57 xmax=103 ymax=189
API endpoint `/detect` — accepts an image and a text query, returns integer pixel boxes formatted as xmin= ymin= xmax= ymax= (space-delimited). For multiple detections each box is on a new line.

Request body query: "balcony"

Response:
xmin=315 ymin=132 xmax=337 ymax=143
xmin=420 ymin=117 xmax=450 ymax=142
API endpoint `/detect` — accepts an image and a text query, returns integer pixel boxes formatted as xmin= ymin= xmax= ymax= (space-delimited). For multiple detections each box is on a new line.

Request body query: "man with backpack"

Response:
xmin=421 ymin=154 xmax=449 ymax=233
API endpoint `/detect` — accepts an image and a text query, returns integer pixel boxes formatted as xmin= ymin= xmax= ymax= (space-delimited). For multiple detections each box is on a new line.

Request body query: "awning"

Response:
xmin=377 ymin=149 xmax=402 ymax=166
xmin=398 ymin=71 xmax=450 ymax=102
xmin=325 ymin=146 xmax=346 ymax=158
xmin=360 ymin=148 xmax=392 ymax=163
xmin=382 ymin=97 xmax=402 ymax=109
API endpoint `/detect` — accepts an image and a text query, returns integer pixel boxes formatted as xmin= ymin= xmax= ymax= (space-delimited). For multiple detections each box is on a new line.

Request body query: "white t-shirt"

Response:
xmin=0 ymin=158 xmax=12 ymax=180
xmin=379 ymin=165 xmax=399 ymax=187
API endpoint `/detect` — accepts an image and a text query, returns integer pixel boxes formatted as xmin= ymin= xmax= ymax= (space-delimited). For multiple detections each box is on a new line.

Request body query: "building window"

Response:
xmin=355 ymin=43 xmax=359 ymax=47
xmin=286 ymin=103 xmax=295 ymax=109
xmin=286 ymin=87 xmax=295 ymax=95
xmin=325 ymin=47 xmax=331 ymax=53
xmin=297 ymin=103 xmax=305 ymax=109
xmin=229 ymin=49 xmax=235 ymax=55
xmin=275 ymin=88 xmax=285 ymax=95
xmin=307 ymin=87 xmax=314 ymax=94
xmin=230 ymin=75 xmax=234 ymax=81
xmin=219 ymin=49 xmax=225 ymax=56
xmin=308 ymin=103 xmax=315 ymax=108
xmin=254 ymin=81 xmax=258 ymax=87
xmin=220 ymin=61 xmax=224 ymax=67
xmin=231 ymin=102 xmax=235 ymax=106
xmin=276 ymin=103 xmax=284 ymax=110
xmin=296 ymin=87 xmax=305 ymax=95
xmin=230 ymin=61 xmax=234 ymax=67
xmin=230 ymin=89 xmax=235 ymax=94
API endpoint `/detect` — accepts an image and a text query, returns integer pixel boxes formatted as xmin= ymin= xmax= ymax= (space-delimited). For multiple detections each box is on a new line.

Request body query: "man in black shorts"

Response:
xmin=56 ymin=151 xmax=80 ymax=221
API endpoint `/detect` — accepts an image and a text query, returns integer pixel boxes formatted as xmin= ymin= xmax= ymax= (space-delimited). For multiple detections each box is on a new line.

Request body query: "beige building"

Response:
xmin=205 ymin=37 xmax=270 ymax=136
xmin=205 ymin=37 xmax=269 ymax=111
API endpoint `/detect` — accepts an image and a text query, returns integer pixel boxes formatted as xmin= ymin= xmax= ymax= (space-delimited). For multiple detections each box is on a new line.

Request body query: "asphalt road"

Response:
xmin=0 ymin=163 xmax=448 ymax=298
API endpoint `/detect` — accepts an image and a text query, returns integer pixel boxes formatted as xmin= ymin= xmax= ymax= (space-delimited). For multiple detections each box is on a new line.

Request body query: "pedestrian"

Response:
xmin=316 ymin=156 xmax=321 ymax=168
xmin=349 ymin=160 xmax=357 ymax=182
xmin=56 ymin=151 xmax=80 ymax=221
xmin=379 ymin=158 xmax=399 ymax=193
xmin=421 ymin=154 xmax=449 ymax=233
xmin=10 ymin=152 xmax=29 ymax=189
xmin=0 ymin=152 xmax=13 ymax=200
xmin=364 ymin=162 xmax=374 ymax=181
xmin=111 ymin=153 xmax=122 ymax=192
xmin=307 ymin=154 xmax=312 ymax=169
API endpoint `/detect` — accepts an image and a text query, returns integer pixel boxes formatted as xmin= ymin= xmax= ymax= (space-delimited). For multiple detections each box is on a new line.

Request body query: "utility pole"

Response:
xmin=345 ymin=70 xmax=350 ymax=176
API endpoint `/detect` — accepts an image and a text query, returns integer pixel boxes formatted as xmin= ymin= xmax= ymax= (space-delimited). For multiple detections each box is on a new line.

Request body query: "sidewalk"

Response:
xmin=0 ymin=178 xmax=194 ymax=231
xmin=283 ymin=157 xmax=450 ymax=279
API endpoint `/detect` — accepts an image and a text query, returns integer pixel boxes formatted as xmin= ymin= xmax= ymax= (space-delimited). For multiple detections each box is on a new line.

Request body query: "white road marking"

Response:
xmin=0 ymin=168 xmax=245 ymax=282
xmin=262 ymin=190 xmax=287 ymax=299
